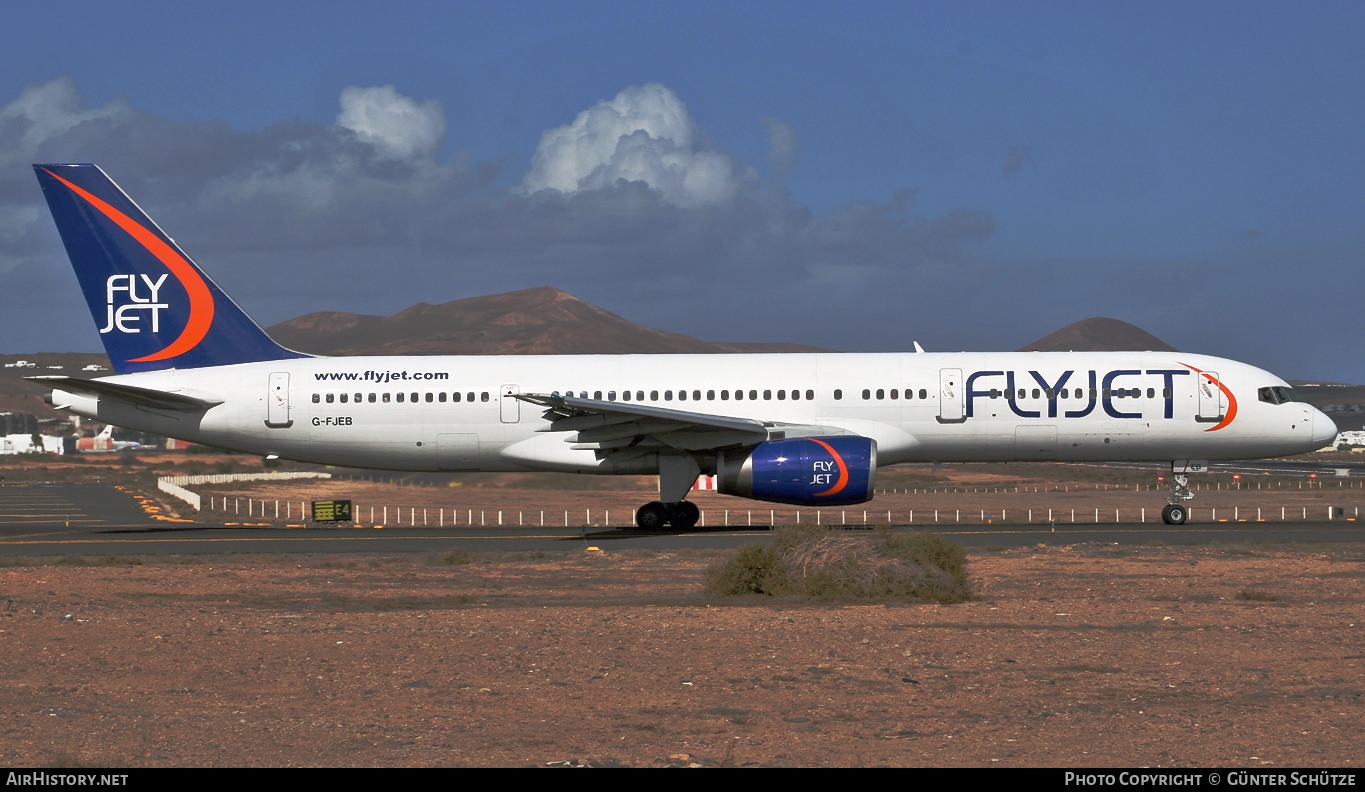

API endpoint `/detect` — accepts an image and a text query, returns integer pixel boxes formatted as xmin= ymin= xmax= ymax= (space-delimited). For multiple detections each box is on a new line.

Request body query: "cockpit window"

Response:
xmin=1259 ymin=386 xmax=1305 ymax=405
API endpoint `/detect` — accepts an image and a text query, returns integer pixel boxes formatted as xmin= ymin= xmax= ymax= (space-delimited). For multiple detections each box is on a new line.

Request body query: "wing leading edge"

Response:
xmin=514 ymin=392 xmax=850 ymax=455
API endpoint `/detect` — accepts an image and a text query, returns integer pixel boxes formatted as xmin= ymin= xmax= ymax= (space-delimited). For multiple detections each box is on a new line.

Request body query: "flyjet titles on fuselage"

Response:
xmin=964 ymin=368 xmax=1193 ymax=420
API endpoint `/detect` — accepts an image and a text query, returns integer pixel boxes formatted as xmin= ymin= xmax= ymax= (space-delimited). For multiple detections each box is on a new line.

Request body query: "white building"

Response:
xmin=0 ymin=434 xmax=64 ymax=455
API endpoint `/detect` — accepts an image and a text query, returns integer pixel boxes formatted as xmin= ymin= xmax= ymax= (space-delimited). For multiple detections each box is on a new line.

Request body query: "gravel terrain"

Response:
xmin=1 ymin=543 xmax=1361 ymax=767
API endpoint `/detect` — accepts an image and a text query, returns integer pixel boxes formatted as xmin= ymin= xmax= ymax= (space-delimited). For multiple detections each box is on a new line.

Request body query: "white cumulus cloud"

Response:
xmin=0 ymin=77 xmax=133 ymax=168
xmin=336 ymin=85 xmax=445 ymax=160
xmin=521 ymin=83 xmax=749 ymax=208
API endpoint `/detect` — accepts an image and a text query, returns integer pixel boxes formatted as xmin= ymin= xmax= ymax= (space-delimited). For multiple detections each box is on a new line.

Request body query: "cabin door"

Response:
xmin=1196 ymin=371 xmax=1226 ymax=422
xmin=938 ymin=368 xmax=965 ymax=423
xmin=500 ymin=385 xmax=520 ymax=423
xmin=266 ymin=372 xmax=292 ymax=428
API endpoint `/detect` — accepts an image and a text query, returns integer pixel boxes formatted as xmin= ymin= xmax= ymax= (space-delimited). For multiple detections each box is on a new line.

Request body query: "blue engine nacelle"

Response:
xmin=717 ymin=436 xmax=877 ymax=506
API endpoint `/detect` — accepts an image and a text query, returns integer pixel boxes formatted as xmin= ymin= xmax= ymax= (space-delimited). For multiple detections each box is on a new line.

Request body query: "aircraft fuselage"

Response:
xmin=51 ymin=350 xmax=1334 ymax=474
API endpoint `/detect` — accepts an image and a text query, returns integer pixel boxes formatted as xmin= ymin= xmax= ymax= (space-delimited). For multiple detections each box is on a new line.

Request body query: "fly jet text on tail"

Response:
xmin=29 ymin=164 xmax=1338 ymax=528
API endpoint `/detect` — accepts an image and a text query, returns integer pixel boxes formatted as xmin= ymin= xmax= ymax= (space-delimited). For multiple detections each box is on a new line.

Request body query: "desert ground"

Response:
xmin=1 ymin=455 xmax=1362 ymax=767
xmin=1 ymin=543 xmax=1362 ymax=767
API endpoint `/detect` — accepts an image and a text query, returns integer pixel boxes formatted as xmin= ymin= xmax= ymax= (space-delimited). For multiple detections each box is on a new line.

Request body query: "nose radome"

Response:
xmin=1312 ymin=409 xmax=1339 ymax=448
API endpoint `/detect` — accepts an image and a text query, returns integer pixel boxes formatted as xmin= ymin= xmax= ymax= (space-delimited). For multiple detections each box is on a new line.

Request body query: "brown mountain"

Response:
xmin=266 ymin=287 xmax=831 ymax=356
xmin=1018 ymin=318 xmax=1178 ymax=353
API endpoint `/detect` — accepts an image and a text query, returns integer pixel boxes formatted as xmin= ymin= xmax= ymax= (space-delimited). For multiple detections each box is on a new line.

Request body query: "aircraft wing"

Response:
xmin=514 ymin=392 xmax=849 ymax=455
xmin=27 ymin=376 xmax=223 ymax=412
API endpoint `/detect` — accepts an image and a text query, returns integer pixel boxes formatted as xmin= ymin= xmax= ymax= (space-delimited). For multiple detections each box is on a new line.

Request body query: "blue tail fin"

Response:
xmin=33 ymin=164 xmax=309 ymax=374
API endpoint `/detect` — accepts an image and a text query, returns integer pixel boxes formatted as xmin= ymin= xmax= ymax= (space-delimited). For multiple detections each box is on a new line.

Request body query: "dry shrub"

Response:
xmin=705 ymin=526 xmax=970 ymax=603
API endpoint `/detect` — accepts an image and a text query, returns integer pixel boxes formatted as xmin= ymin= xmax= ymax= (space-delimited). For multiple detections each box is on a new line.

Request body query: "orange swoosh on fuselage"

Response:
xmin=1179 ymin=362 xmax=1238 ymax=432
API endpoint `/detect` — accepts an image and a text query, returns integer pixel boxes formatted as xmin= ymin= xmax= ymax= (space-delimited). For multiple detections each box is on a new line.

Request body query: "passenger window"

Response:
xmin=763 ymin=390 xmax=771 ymax=400
xmin=693 ymin=390 xmax=701 ymax=401
xmin=990 ymin=389 xmax=999 ymax=399
xmin=622 ymin=391 xmax=631 ymax=401
xmin=918 ymin=389 xmax=926 ymax=400
xmin=481 ymin=392 xmax=489 ymax=402
xmin=411 ymin=392 xmax=418 ymax=402
xmin=807 ymin=390 xmax=815 ymax=400
xmin=396 ymin=393 xmax=404 ymax=403
xmin=862 ymin=389 xmax=870 ymax=400
xmin=369 ymin=393 xmax=376 ymax=403
xmin=664 ymin=390 xmax=673 ymax=401
xmin=1032 ymin=388 xmax=1040 ymax=399
xmin=707 ymin=390 xmax=715 ymax=400
xmin=608 ymin=391 xmax=616 ymax=401
xmin=326 ymin=393 xmax=334 ymax=403
xmin=777 ymin=390 xmax=785 ymax=400
xmin=339 ymin=393 xmax=348 ymax=403
xmin=311 ymin=394 xmax=320 ymax=403
xmin=594 ymin=391 xmax=602 ymax=400
xmin=651 ymin=391 xmax=659 ymax=401
xmin=439 ymin=392 xmax=447 ymax=403
xmin=383 ymin=393 xmax=391 ymax=403
xmin=721 ymin=390 xmax=730 ymax=400
xmin=452 ymin=392 xmax=461 ymax=402
xmin=834 ymin=389 xmax=843 ymax=400
xmin=467 ymin=393 xmax=475 ymax=402
xmin=876 ymin=389 xmax=884 ymax=400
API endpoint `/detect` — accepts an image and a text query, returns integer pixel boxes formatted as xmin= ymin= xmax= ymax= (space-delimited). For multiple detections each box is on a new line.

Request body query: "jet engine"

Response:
xmin=717 ymin=436 xmax=876 ymax=506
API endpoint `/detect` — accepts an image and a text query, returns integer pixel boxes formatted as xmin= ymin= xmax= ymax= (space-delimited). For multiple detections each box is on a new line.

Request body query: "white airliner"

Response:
xmin=29 ymin=164 xmax=1338 ymax=528
xmin=75 ymin=424 xmax=142 ymax=453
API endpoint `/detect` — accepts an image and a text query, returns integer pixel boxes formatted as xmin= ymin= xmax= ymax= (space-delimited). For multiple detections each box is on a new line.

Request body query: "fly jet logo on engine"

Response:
xmin=806 ymin=438 xmax=850 ymax=497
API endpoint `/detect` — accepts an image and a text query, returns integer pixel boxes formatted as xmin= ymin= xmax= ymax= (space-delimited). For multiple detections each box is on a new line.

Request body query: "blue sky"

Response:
xmin=2 ymin=1 xmax=1362 ymax=382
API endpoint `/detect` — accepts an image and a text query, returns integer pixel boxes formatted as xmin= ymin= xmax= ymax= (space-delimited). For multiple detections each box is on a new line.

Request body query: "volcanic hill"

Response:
xmin=266 ymin=287 xmax=830 ymax=356
xmin=1018 ymin=317 xmax=1178 ymax=352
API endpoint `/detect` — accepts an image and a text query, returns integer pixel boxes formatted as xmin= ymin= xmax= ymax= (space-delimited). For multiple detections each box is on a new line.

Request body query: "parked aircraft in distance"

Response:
xmin=75 ymin=424 xmax=141 ymax=453
xmin=29 ymin=164 xmax=1338 ymax=527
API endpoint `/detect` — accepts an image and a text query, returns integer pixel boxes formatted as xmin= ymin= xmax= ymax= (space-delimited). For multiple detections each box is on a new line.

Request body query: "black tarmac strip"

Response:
xmin=0 ymin=480 xmax=1361 ymax=556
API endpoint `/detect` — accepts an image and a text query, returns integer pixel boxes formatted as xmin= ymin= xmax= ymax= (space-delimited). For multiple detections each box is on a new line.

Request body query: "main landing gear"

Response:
xmin=636 ymin=453 xmax=703 ymax=531
xmin=635 ymin=500 xmax=700 ymax=531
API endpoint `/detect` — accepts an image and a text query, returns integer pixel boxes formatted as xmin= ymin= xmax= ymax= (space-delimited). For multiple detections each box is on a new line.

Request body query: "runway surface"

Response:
xmin=1 ymin=480 xmax=1361 ymax=555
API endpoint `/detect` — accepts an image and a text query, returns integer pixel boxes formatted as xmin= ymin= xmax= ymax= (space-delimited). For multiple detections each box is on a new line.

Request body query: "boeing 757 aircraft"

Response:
xmin=29 ymin=164 xmax=1338 ymax=528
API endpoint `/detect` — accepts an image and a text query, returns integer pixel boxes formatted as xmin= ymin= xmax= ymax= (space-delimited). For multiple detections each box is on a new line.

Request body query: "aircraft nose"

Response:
xmin=1312 ymin=408 xmax=1339 ymax=449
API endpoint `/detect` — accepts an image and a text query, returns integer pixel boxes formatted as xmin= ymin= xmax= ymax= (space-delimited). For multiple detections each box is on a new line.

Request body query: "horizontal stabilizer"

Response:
xmin=26 ymin=375 xmax=222 ymax=412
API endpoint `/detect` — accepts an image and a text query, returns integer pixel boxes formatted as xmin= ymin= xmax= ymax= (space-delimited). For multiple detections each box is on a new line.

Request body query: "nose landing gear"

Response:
xmin=1161 ymin=472 xmax=1194 ymax=525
